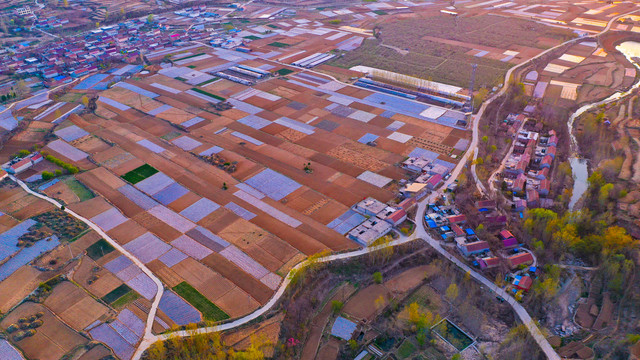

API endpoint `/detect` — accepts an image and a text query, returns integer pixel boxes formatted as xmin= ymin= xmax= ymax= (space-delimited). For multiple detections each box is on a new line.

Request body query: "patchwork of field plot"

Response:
xmin=523 ymin=39 xmax=636 ymax=107
xmin=9 ymin=46 xmax=468 ymax=335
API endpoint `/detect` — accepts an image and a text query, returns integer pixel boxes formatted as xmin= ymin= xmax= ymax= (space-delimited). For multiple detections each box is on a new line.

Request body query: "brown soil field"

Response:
xmin=199 ymin=210 xmax=242 ymax=234
xmin=166 ymin=191 xmax=200 ymax=213
xmin=200 ymin=252 xmax=274 ymax=304
xmin=343 ymin=284 xmax=392 ymax=321
xmin=11 ymin=121 xmax=54 ymax=142
xmin=214 ymin=286 xmax=260 ymax=318
xmin=327 ymin=144 xmax=387 ymax=172
xmin=146 ymin=260 xmax=184 ymax=288
xmin=68 ymin=197 xmax=113 ymax=219
xmin=111 ymin=156 xmax=146 ymax=176
xmin=316 ymin=337 xmax=340 ymax=360
xmin=0 ymin=214 xmax=20 ymax=233
xmin=0 ymin=266 xmax=47 ymax=313
xmin=3 ymin=196 xmax=55 ymax=220
xmin=217 ymin=218 xmax=273 ymax=250
xmin=43 ymin=181 xmax=80 ymax=204
xmin=244 ymin=246 xmax=285 ymax=273
xmin=131 ymin=212 xmax=182 ymax=243
xmin=171 ymin=257 xmax=235 ymax=302
xmin=73 ymin=256 xmax=123 ymax=298
xmin=277 ymin=141 xmax=318 ymax=159
xmin=34 ymin=231 xmax=99 ymax=269
xmin=0 ymin=302 xmax=88 ymax=360
xmin=77 ymin=344 xmax=113 ymax=360
xmin=277 ymin=253 xmax=306 ymax=277
xmin=223 ymin=313 xmax=284 ymax=356
xmin=70 ymin=135 xmax=111 ymax=154
xmin=44 ymin=281 xmax=110 ymax=330
xmin=383 ymin=265 xmax=435 ymax=295
xmin=107 ymin=220 xmax=148 ymax=245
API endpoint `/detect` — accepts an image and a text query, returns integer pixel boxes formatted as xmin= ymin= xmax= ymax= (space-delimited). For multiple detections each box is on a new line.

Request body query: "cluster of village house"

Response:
xmin=0 ymin=10 xmax=213 ymax=89
xmin=398 ymin=156 xmax=455 ymax=199
xmin=424 ymin=198 xmax=537 ymax=292
xmin=501 ymin=114 xmax=559 ymax=211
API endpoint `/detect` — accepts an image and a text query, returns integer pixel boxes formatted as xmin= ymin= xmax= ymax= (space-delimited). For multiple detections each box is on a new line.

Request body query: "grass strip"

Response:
xmin=268 ymin=42 xmax=290 ymax=48
xmin=196 ymin=77 xmax=219 ymax=87
xmin=190 ymin=88 xmax=226 ymax=101
xmin=173 ymin=52 xmax=205 ymax=62
xmin=173 ymin=282 xmax=229 ymax=321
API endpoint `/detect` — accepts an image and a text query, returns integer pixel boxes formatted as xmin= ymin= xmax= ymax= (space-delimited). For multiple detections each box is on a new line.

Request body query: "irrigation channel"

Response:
xmin=567 ymin=41 xmax=640 ymax=210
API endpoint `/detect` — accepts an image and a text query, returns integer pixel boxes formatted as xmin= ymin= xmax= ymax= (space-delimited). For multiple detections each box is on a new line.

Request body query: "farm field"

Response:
xmin=0 ymin=36 xmax=472 ymax=339
xmin=25 ymin=41 xmax=471 ymax=331
xmin=329 ymin=14 xmax=575 ymax=88
xmin=0 ymin=302 xmax=88 ymax=360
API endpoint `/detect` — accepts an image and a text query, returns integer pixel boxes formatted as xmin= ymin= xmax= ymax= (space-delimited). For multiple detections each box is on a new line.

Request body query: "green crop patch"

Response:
xmin=111 ymin=291 xmax=140 ymax=309
xmin=243 ymin=35 xmax=261 ymax=40
xmin=173 ymin=282 xmax=230 ymax=322
xmin=64 ymin=178 xmax=94 ymax=201
xmin=268 ymin=42 xmax=290 ymax=48
xmin=190 ymin=88 xmax=226 ymax=101
xmin=121 ymin=164 xmax=158 ymax=184
xmin=276 ymin=68 xmax=294 ymax=76
xmin=196 ymin=77 xmax=220 ymax=87
xmin=397 ymin=340 xmax=416 ymax=359
xmin=102 ymin=284 xmax=133 ymax=304
xmin=433 ymin=319 xmax=474 ymax=351
xmin=86 ymin=239 xmax=115 ymax=260
xmin=174 ymin=52 xmax=205 ymax=62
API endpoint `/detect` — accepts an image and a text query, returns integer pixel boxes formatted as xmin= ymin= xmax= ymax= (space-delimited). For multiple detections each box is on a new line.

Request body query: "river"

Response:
xmin=568 ymin=41 xmax=640 ymax=210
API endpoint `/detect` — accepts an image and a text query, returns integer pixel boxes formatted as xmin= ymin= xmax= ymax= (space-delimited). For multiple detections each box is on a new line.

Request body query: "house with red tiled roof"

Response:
xmin=512 ymin=174 xmax=526 ymax=192
xmin=479 ymin=256 xmax=500 ymax=269
xmin=513 ymin=275 xmax=533 ymax=291
xmin=456 ymin=238 xmax=490 ymax=257
xmin=507 ymin=252 xmax=534 ymax=269
xmin=447 ymin=214 xmax=466 ymax=225
xmin=426 ymin=174 xmax=442 ymax=190
xmin=382 ymin=208 xmax=407 ymax=226
xmin=451 ymin=224 xmax=465 ymax=237
xmin=538 ymin=179 xmax=550 ymax=196
xmin=527 ymin=188 xmax=540 ymax=207
xmin=540 ymin=155 xmax=553 ymax=169
xmin=397 ymin=197 xmax=416 ymax=212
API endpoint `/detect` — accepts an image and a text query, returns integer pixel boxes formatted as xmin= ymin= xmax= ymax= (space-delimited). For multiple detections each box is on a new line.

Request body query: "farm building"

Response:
xmin=2 ymin=153 xmax=43 ymax=174
xmin=348 ymin=218 xmax=392 ymax=246
xmin=354 ymin=197 xmax=387 ymax=217
xmin=507 ymin=252 xmax=534 ymax=269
